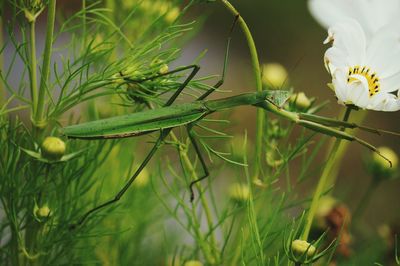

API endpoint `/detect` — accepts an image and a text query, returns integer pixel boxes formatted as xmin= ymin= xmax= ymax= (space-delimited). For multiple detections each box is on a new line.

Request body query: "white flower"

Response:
xmin=324 ymin=19 xmax=400 ymax=111
xmin=308 ymin=0 xmax=400 ymax=37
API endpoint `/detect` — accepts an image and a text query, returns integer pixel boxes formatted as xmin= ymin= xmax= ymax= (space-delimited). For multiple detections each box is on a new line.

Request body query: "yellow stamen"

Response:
xmin=347 ymin=65 xmax=380 ymax=97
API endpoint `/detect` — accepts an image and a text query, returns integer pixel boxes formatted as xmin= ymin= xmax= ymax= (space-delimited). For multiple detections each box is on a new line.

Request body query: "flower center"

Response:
xmin=347 ymin=65 xmax=380 ymax=97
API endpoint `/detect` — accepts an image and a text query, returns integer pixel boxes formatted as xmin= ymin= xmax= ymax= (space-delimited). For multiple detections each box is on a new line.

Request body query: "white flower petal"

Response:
xmin=308 ymin=0 xmax=354 ymax=30
xmin=346 ymin=75 xmax=370 ymax=108
xmin=332 ymin=68 xmax=348 ymax=104
xmin=367 ymin=28 xmax=400 ymax=78
xmin=380 ymin=73 xmax=400 ymax=93
xmin=308 ymin=0 xmax=400 ymax=37
xmin=369 ymin=92 xmax=400 ymax=111
xmin=326 ymin=19 xmax=367 ymax=66
xmin=324 ymin=46 xmax=349 ymax=72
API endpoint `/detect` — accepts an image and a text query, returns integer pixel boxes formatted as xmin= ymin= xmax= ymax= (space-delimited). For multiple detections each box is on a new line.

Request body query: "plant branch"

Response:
xmin=301 ymin=107 xmax=352 ymax=240
xmin=29 ymin=21 xmax=38 ymax=118
xmin=219 ymin=0 xmax=264 ymax=181
xmin=35 ymin=0 xmax=57 ymax=126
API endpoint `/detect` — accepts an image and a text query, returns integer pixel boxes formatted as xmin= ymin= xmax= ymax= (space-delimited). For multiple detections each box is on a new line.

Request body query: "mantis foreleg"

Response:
xmin=197 ymin=15 xmax=239 ymax=101
xmin=70 ymin=128 xmax=172 ymax=229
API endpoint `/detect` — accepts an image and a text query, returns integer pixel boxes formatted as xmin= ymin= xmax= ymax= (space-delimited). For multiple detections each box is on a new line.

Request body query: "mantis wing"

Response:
xmin=63 ymin=103 xmax=208 ymax=139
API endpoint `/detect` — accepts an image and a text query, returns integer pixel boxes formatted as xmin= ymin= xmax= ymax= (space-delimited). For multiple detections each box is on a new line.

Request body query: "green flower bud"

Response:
xmin=41 ymin=137 xmax=66 ymax=161
xmin=184 ymin=260 xmax=203 ymax=266
xmin=290 ymin=92 xmax=311 ymax=110
xmin=228 ymin=183 xmax=250 ymax=203
xmin=252 ymin=178 xmax=267 ymax=188
xmin=34 ymin=203 xmax=51 ymax=222
xmin=226 ymin=134 xmax=249 ymax=160
xmin=291 ymin=239 xmax=316 ymax=258
xmin=165 ymin=7 xmax=180 ymax=23
xmin=36 ymin=205 xmax=51 ymax=219
xmin=370 ymin=146 xmax=398 ymax=179
xmin=24 ymin=9 xmax=36 ymax=22
xmin=159 ymin=64 xmax=169 ymax=74
xmin=266 ymin=152 xmax=283 ymax=168
xmin=111 ymin=73 xmax=125 ymax=85
xmin=156 ymin=2 xmax=169 ymax=15
xmin=262 ymin=63 xmax=288 ymax=89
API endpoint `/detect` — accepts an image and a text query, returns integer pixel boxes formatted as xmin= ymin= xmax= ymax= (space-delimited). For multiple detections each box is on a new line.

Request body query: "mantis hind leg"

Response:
xmin=184 ymin=16 xmax=239 ymax=200
xmin=197 ymin=15 xmax=239 ymax=101
xmin=186 ymin=123 xmax=210 ymax=202
xmin=70 ymin=128 xmax=172 ymax=229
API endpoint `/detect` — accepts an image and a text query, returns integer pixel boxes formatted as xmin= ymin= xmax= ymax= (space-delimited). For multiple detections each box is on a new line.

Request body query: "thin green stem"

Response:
xmin=172 ymin=133 xmax=219 ymax=264
xmin=219 ymin=0 xmax=264 ymax=181
xmin=324 ymin=110 xmax=367 ymax=190
xmin=82 ymin=0 xmax=87 ymax=50
xmin=35 ymin=0 xmax=56 ymax=126
xmin=29 ymin=21 xmax=38 ymax=117
xmin=301 ymin=107 xmax=352 ymax=240
xmin=0 ymin=2 xmax=4 ymax=106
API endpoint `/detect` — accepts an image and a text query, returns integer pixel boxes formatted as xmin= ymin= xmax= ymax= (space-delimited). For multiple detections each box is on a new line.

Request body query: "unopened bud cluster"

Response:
xmin=23 ymin=0 xmax=45 ymax=22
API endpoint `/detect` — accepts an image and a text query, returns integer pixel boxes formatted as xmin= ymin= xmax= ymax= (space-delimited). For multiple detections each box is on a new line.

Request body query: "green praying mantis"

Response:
xmin=64 ymin=16 xmax=397 ymax=228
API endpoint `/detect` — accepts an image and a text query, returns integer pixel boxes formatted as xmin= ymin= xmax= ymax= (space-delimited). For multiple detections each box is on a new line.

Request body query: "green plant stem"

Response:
xmin=29 ymin=21 xmax=38 ymax=118
xmin=35 ymin=0 xmax=56 ymax=127
xmin=353 ymin=178 xmax=379 ymax=221
xmin=230 ymin=210 xmax=247 ymax=265
xmin=301 ymin=107 xmax=352 ymax=240
xmin=171 ymin=133 xmax=219 ymax=264
xmin=324 ymin=110 xmax=368 ymax=190
xmin=82 ymin=0 xmax=87 ymax=50
xmin=0 ymin=2 xmax=5 ymax=106
xmin=219 ymin=0 xmax=264 ymax=181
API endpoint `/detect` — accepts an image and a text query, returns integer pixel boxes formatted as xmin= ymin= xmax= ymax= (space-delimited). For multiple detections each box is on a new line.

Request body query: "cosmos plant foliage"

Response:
xmin=0 ymin=0 xmax=399 ymax=266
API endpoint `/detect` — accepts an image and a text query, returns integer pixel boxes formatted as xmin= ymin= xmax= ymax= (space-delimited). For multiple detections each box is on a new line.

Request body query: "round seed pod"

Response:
xmin=41 ymin=137 xmax=66 ymax=161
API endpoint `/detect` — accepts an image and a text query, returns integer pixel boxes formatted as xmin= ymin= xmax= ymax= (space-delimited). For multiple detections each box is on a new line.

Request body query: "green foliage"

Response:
xmin=0 ymin=0 xmax=399 ymax=265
